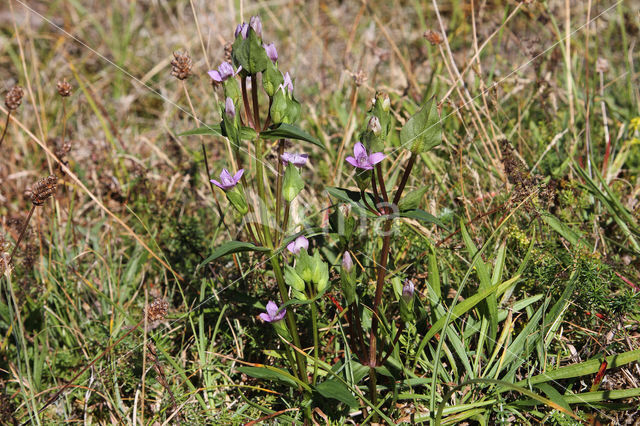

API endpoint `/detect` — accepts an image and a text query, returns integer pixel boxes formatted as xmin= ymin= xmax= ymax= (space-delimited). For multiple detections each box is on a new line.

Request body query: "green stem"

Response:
xmin=271 ymin=257 xmax=307 ymax=384
xmin=274 ymin=139 xmax=285 ymax=243
xmin=0 ymin=112 xmax=11 ymax=150
xmin=310 ymin=299 xmax=320 ymax=386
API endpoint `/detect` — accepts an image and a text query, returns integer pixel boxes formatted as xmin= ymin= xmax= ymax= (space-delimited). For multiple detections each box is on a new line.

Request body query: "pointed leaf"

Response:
xmin=200 ymin=241 xmax=269 ymax=268
xmin=261 ymin=123 xmax=325 ymax=150
xmin=400 ymin=96 xmax=442 ymax=154
xmin=315 ymin=379 xmax=359 ymax=408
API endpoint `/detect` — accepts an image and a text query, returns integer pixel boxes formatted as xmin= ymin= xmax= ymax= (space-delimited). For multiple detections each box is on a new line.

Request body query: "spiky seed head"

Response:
xmin=170 ymin=51 xmax=193 ymax=80
xmin=29 ymin=175 xmax=58 ymax=206
xmin=4 ymin=86 xmax=24 ymax=111
xmin=423 ymin=30 xmax=443 ymax=46
xmin=56 ymin=80 xmax=72 ymax=97
xmin=353 ymin=70 xmax=367 ymax=87
xmin=146 ymin=298 xmax=169 ymax=321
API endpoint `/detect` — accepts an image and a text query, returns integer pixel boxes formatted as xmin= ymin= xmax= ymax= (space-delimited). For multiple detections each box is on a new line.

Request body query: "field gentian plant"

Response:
xmin=189 ymin=14 xmax=444 ymax=422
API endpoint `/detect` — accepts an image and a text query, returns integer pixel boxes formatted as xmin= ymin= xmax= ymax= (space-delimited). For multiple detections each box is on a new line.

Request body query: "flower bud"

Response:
xmin=225 ymin=186 xmax=248 ymax=215
xmin=377 ymin=92 xmax=390 ymax=112
xmin=225 ymin=97 xmax=236 ymax=119
xmin=402 ymin=280 xmax=415 ymax=302
xmin=249 ymin=16 xmax=262 ymax=38
xmin=264 ymin=42 xmax=277 ymax=63
xmin=342 ymin=252 xmax=353 ymax=272
xmin=368 ymin=116 xmax=381 ymax=135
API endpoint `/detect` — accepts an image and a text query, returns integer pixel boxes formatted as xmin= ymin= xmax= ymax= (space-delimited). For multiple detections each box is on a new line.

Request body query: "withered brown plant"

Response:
xmin=1 ymin=85 xmax=24 ymax=149
xmin=56 ymin=79 xmax=73 ymax=152
xmin=170 ymin=51 xmax=193 ymax=81
xmin=8 ymin=175 xmax=58 ymax=267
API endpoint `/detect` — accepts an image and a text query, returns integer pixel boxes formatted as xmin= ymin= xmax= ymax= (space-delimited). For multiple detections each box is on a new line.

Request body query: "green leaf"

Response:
xmin=315 ymin=379 xmax=359 ymax=408
xmin=200 ymin=241 xmax=269 ymax=267
xmin=326 ymin=187 xmax=378 ymax=218
xmin=398 ymin=185 xmax=429 ymax=211
xmin=400 ymin=96 xmax=441 ymax=154
xmin=261 ymin=123 xmax=325 ymax=150
xmin=232 ymin=29 xmax=269 ymax=75
xmin=399 ymin=209 xmax=447 ymax=229
xmin=237 ymin=366 xmax=298 ymax=389
xmin=177 ymin=124 xmax=256 ymax=140
xmin=517 ymin=348 xmax=640 ymax=386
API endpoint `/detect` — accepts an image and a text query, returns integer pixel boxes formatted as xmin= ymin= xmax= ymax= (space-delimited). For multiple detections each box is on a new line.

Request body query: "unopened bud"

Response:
xmin=225 ymin=97 xmax=236 ymax=119
xmin=402 ymin=280 xmax=414 ymax=302
xmin=342 ymin=252 xmax=353 ymax=272
xmin=368 ymin=116 xmax=381 ymax=135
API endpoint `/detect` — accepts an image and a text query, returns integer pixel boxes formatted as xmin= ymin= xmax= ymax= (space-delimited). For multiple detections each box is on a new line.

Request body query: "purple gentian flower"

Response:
xmin=278 ymin=72 xmax=293 ymax=95
xmin=259 ymin=301 xmax=286 ymax=323
xmin=345 ymin=142 xmax=385 ymax=170
xmin=210 ymin=168 xmax=244 ymax=190
xmin=208 ymin=62 xmax=235 ymax=83
xmin=264 ymin=43 xmax=278 ymax=63
xmin=402 ymin=280 xmax=414 ymax=301
xmin=342 ymin=252 xmax=353 ymax=272
xmin=235 ymin=22 xmax=249 ymax=39
xmin=287 ymin=235 xmax=309 ymax=254
xmin=225 ymin=97 xmax=236 ymax=119
xmin=249 ymin=16 xmax=262 ymax=38
xmin=281 ymin=152 xmax=308 ymax=167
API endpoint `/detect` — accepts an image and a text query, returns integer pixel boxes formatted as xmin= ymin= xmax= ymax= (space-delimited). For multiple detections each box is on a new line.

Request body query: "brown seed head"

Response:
xmin=171 ymin=51 xmax=192 ymax=80
xmin=4 ymin=86 xmax=24 ymax=111
xmin=29 ymin=175 xmax=58 ymax=206
xmin=423 ymin=30 xmax=444 ymax=46
xmin=224 ymin=42 xmax=233 ymax=63
xmin=595 ymin=58 xmax=609 ymax=74
xmin=146 ymin=298 xmax=169 ymax=321
xmin=353 ymin=70 xmax=367 ymax=87
xmin=56 ymin=79 xmax=72 ymax=97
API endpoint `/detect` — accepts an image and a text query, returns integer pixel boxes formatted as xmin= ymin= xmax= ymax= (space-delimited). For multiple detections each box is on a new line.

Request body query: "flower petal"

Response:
xmin=259 ymin=312 xmax=272 ymax=322
xmin=208 ymin=70 xmax=222 ymax=82
xmin=210 ymin=179 xmax=223 ymax=189
xmin=353 ymin=142 xmax=367 ymax=158
xmin=345 ymin=156 xmax=360 ymax=168
xmin=368 ymin=152 xmax=386 ymax=165
xmin=296 ymin=236 xmax=309 ymax=251
xmin=266 ymin=301 xmax=278 ymax=318
xmin=233 ymin=169 xmax=244 ymax=183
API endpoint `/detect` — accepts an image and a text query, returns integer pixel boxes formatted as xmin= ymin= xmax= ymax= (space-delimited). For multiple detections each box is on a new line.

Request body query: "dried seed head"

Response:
xmin=29 ymin=175 xmax=58 ymax=206
xmin=170 ymin=51 xmax=192 ymax=80
xmin=224 ymin=42 xmax=233 ymax=63
xmin=146 ymin=298 xmax=169 ymax=321
xmin=353 ymin=70 xmax=367 ymax=87
xmin=423 ymin=30 xmax=443 ymax=46
xmin=56 ymin=79 xmax=72 ymax=97
xmin=4 ymin=86 xmax=24 ymax=111
xmin=595 ymin=58 xmax=609 ymax=73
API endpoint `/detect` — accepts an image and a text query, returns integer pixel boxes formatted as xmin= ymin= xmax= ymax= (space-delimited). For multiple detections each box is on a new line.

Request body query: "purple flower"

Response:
xmin=345 ymin=142 xmax=385 ymax=170
xmin=225 ymin=97 xmax=236 ymax=119
xmin=208 ymin=62 xmax=235 ymax=83
xmin=287 ymin=235 xmax=309 ymax=254
xmin=235 ymin=22 xmax=249 ymax=39
xmin=402 ymin=280 xmax=414 ymax=301
xmin=278 ymin=72 xmax=293 ymax=95
xmin=210 ymin=168 xmax=244 ymax=190
xmin=259 ymin=301 xmax=286 ymax=322
xmin=264 ymin=43 xmax=278 ymax=63
xmin=342 ymin=252 xmax=353 ymax=272
xmin=281 ymin=152 xmax=308 ymax=167
xmin=249 ymin=16 xmax=262 ymax=38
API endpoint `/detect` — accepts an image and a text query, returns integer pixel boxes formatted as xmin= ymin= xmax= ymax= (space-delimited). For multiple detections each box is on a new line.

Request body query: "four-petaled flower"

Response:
xmin=259 ymin=301 xmax=286 ymax=323
xmin=281 ymin=152 xmax=308 ymax=167
xmin=264 ymin=43 xmax=278 ymax=63
xmin=208 ymin=62 xmax=236 ymax=83
xmin=211 ymin=168 xmax=244 ymax=190
xmin=345 ymin=142 xmax=385 ymax=170
xmin=287 ymin=235 xmax=309 ymax=254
